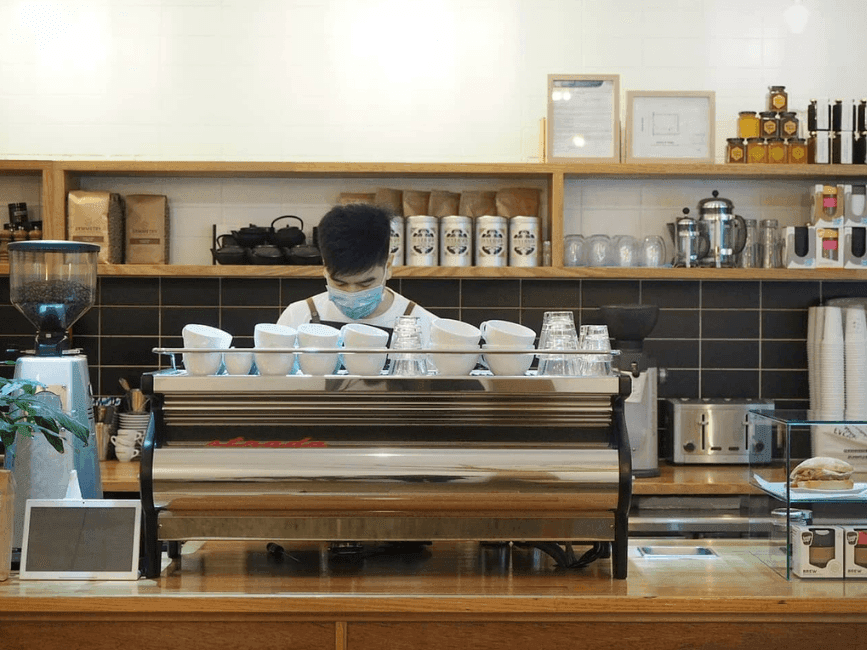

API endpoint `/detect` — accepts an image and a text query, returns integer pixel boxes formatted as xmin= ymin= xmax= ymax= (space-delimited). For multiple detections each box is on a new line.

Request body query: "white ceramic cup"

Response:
xmin=182 ymin=323 xmax=232 ymax=375
xmin=115 ymin=446 xmax=141 ymax=462
xmin=112 ymin=429 xmax=144 ymax=446
xmin=223 ymin=348 xmax=254 ymax=375
xmin=483 ymin=343 xmax=535 ymax=376
xmin=480 ymin=320 xmax=536 ymax=347
xmin=297 ymin=323 xmax=340 ymax=375
xmin=254 ymin=323 xmax=297 ymax=375
xmin=340 ymin=323 xmax=389 ymax=375
xmin=183 ymin=351 xmax=223 ymax=376
xmin=430 ymin=346 xmax=479 ymax=375
xmin=430 ymin=318 xmax=482 ymax=346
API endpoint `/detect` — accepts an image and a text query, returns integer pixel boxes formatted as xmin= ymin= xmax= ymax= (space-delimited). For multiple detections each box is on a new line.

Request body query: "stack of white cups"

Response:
xmin=806 ymin=306 xmax=821 ymax=412
xmin=844 ymin=306 xmax=867 ymax=420
xmin=818 ymin=306 xmax=845 ymax=419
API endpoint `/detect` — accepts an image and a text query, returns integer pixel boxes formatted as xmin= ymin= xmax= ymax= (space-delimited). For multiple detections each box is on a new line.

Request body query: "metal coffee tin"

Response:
xmin=439 ymin=215 xmax=472 ymax=267
xmin=406 ymin=215 xmax=438 ymax=266
xmin=389 ymin=215 xmax=405 ymax=266
xmin=508 ymin=215 xmax=540 ymax=267
xmin=475 ymin=215 xmax=507 ymax=267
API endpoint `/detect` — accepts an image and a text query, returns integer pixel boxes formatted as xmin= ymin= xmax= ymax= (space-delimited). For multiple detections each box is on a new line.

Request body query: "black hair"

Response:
xmin=317 ymin=203 xmax=392 ymax=277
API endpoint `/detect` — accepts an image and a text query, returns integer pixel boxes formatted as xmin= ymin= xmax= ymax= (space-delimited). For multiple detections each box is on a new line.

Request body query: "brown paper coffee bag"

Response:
xmin=458 ymin=190 xmax=497 ymax=217
xmin=374 ymin=188 xmax=403 ymax=216
xmin=338 ymin=192 xmax=375 ymax=205
xmin=67 ymin=190 xmax=124 ymax=264
xmin=428 ymin=190 xmax=461 ymax=217
xmin=496 ymin=188 xmax=541 ymax=218
xmin=125 ymin=194 xmax=170 ymax=264
xmin=403 ymin=190 xmax=431 ymax=217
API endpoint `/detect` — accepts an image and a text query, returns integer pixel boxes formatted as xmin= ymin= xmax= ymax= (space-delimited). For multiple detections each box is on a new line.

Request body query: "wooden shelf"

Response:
xmin=2 ymin=263 xmax=865 ymax=280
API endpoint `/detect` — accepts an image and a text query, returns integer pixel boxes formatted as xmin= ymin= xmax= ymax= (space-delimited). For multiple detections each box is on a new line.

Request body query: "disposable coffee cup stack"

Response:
xmin=818 ymin=306 xmax=845 ymax=420
xmin=844 ymin=306 xmax=867 ymax=420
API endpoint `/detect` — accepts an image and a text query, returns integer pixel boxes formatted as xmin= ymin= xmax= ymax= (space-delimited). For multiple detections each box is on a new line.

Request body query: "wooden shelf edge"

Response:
xmin=0 ymin=264 xmax=851 ymax=280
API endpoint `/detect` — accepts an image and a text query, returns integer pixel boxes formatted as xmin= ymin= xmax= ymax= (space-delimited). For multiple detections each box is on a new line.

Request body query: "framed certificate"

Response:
xmin=625 ymin=91 xmax=715 ymax=163
xmin=547 ymin=74 xmax=620 ymax=163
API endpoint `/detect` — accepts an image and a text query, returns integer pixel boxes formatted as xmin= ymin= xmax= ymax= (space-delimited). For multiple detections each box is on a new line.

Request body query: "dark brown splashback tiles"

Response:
xmin=101 ymin=335 xmax=160 ymax=367
xmin=642 ymin=280 xmax=700 ymax=309
xmin=162 ymin=278 xmax=220 ymax=306
xmin=657 ymin=369 xmax=699 ymax=399
xmin=651 ymin=309 xmax=700 ymax=339
xmin=221 ymin=307 xmax=282 ymax=337
xmin=702 ymin=309 xmax=759 ymax=339
xmin=762 ymin=310 xmax=807 ymax=340
xmin=701 ymin=370 xmax=759 ymax=398
xmin=76 ymin=308 xmax=99 ymax=337
xmin=0 ymin=304 xmax=37 ymax=334
xmin=582 ymin=280 xmax=640 ymax=307
xmin=822 ymin=281 xmax=867 ymax=302
xmin=521 ymin=279 xmax=580 ymax=308
xmin=762 ymin=340 xmax=807 ymax=369
xmin=161 ymin=307 xmax=220 ymax=338
xmin=643 ymin=339 xmax=699 ymax=369
xmin=101 ymin=307 xmax=159 ymax=336
xmin=221 ymin=278 xmax=280 ymax=306
xmin=280 ymin=278 xmax=326 ymax=305
xmin=461 ymin=280 xmax=520 ymax=308
xmin=100 ymin=277 xmax=159 ymax=306
xmin=702 ymin=281 xmax=759 ymax=309
xmin=702 ymin=340 xmax=759 ymax=369
xmin=0 ymin=277 xmax=9 ymax=303
xmin=762 ymin=281 xmax=820 ymax=309
xmin=400 ymin=279 xmax=460 ymax=308
xmin=761 ymin=370 xmax=809 ymax=400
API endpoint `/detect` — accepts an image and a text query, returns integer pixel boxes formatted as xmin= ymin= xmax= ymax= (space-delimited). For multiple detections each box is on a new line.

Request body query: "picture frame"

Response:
xmin=547 ymin=74 xmax=620 ymax=163
xmin=625 ymin=90 xmax=715 ymax=164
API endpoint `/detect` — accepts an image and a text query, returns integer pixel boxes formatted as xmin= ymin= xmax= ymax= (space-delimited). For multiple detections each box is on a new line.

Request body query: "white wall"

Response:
xmin=0 ymin=0 xmax=862 ymax=163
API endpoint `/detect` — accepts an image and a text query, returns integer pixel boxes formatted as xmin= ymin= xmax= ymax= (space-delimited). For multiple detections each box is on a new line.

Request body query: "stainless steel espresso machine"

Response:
xmin=140 ymin=369 xmax=633 ymax=579
xmin=5 ymin=241 xmax=103 ymax=546
xmin=600 ymin=304 xmax=662 ymax=478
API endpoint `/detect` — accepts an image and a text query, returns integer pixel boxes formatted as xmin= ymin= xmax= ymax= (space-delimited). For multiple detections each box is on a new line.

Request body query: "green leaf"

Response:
xmin=40 ymin=431 xmax=65 ymax=453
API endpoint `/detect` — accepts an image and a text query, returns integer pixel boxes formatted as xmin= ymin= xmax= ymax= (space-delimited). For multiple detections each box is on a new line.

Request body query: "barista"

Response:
xmin=277 ymin=203 xmax=436 ymax=339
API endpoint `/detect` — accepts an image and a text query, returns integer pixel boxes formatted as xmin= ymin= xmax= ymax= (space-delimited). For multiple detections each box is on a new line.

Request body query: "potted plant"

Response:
xmin=1 ymin=375 xmax=89 ymax=453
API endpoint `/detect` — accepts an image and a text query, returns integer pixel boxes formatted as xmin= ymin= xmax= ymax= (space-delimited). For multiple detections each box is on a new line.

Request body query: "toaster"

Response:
xmin=663 ymin=398 xmax=774 ymax=464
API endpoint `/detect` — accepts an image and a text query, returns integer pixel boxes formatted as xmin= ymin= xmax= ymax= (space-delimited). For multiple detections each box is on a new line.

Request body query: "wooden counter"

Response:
xmin=100 ymin=460 xmax=787 ymax=496
xmin=1 ymin=539 xmax=864 ymax=650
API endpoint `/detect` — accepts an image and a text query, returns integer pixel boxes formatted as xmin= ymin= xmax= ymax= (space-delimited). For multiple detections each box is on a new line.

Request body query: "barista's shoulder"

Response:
xmin=278 ymin=292 xmax=329 ymax=327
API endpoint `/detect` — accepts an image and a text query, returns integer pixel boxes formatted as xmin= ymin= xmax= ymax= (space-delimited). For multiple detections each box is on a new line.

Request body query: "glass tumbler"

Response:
xmin=641 ymin=235 xmax=667 ymax=267
xmin=585 ymin=234 xmax=612 ymax=267
xmin=613 ymin=235 xmax=639 ymax=267
xmin=388 ymin=315 xmax=428 ymax=376
xmin=760 ymin=219 xmax=782 ymax=268
xmin=538 ymin=312 xmax=581 ymax=376
xmin=564 ymin=234 xmax=585 ymax=266
xmin=579 ymin=324 xmax=614 ymax=376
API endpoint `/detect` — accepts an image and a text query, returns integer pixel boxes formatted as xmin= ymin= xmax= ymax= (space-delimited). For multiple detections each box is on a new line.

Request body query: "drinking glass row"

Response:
xmin=565 ymin=234 xmax=667 ymax=267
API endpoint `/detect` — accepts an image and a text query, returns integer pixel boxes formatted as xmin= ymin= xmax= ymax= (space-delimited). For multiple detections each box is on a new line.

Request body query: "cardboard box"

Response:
xmin=791 ymin=524 xmax=844 ymax=578
xmin=843 ymin=526 xmax=867 ymax=578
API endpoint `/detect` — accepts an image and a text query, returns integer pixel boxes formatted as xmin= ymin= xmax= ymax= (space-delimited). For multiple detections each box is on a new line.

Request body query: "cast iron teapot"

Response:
xmin=231 ymin=224 xmax=270 ymax=248
xmin=212 ymin=234 xmax=247 ymax=265
xmin=249 ymin=243 xmax=285 ymax=265
xmin=270 ymin=215 xmax=306 ymax=248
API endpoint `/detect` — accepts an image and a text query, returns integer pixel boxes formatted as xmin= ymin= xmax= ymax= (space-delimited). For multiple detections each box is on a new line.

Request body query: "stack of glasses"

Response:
xmin=536 ymin=311 xmax=615 ymax=377
xmin=388 ymin=315 xmax=428 ymax=376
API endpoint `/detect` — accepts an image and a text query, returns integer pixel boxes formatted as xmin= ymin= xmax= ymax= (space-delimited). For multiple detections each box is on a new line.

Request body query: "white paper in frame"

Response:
xmin=625 ymin=91 xmax=715 ymax=164
xmin=547 ymin=75 xmax=620 ymax=163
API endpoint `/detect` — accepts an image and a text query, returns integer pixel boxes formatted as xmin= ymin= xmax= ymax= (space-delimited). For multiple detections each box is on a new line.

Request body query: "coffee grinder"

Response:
xmin=599 ymin=304 xmax=662 ymax=478
xmin=6 ymin=241 xmax=103 ymax=502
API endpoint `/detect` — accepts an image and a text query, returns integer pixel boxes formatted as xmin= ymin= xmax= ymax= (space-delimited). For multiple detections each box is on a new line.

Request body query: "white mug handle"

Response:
xmin=479 ymin=321 xmax=489 ymax=338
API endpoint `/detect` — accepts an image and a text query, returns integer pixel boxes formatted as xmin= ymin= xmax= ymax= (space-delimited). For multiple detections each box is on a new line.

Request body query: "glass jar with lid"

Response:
xmin=779 ymin=112 xmax=799 ymax=139
xmin=738 ymin=111 xmax=761 ymax=139
xmin=746 ymin=137 xmax=767 ymax=164
xmin=767 ymin=137 xmax=787 ymax=164
xmin=726 ymin=138 xmax=746 ymax=163
xmin=760 ymin=111 xmax=779 ymax=138
xmin=768 ymin=86 xmax=788 ymax=112
xmin=788 ymin=138 xmax=808 ymax=164
xmin=808 ymin=132 xmax=830 ymax=164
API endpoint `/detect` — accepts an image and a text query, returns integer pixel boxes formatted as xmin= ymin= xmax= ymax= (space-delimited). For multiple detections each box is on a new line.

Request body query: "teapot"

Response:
xmin=231 ymin=224 xmax=270 ymax=248
xmin=697 ymin=190 xmax=747 ymax=268
xmin=248 ymin=243 xmax=285 ymax=265
xmin=211 ymin=234 xmax=247 ymax=265
xmin=270 ymin=215 xmax=306 ymax=248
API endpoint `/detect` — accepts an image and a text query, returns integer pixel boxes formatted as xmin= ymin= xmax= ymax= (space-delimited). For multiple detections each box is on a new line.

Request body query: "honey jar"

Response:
xmin=746 ymin=137 xmax=767 ymax=164
xmin=788 ymin=138 xmax=808 ymax=164
xmin=808 ymin=132 xmax=830 ymax=164
xmin=767 ymin=137 xmax=787 ymax=164
xmin=738 ymin=111 xmax=761 ymax=139
xmin=768 ymin=86 xmax=788 ymax=112
xmin=780 ymin=112 xmax=799 ymax=139
xmin=760 ymin=111 xmax=779 ymax=138
xmin=726 ymin=138 xmax=746 ymax=163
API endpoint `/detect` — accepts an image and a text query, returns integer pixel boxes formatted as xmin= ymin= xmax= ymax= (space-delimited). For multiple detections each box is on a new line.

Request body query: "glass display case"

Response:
xmin=748 ymin=410 xmax=867 ymax=579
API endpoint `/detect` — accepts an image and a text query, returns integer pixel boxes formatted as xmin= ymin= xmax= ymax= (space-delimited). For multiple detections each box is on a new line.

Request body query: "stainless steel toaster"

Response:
xmin=663 ymin=398 xmax=774 ymax=464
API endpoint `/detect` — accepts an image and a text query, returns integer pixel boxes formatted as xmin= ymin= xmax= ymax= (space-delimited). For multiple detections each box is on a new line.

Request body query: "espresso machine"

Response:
xmin=600 ymin=304 xmax=662 ymax=477
xmin=5 ymin=241 xmax=103 ymax=544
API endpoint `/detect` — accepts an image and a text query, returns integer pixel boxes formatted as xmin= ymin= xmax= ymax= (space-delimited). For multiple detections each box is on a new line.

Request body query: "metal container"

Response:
xmin=667 ymin=209 xmax=709 ymax=268
xmin=406 ymin=215 xmax=438 ymax=266
xmin=389 ymin=215 xmax=405 ymax=266
xmin=439 ymin=215 xmax=472 ymax=267
xmin=697 ymin=190 xmax=747 ymax=268
xmin=508 ymin=215 xmax=540 ymax=267
xmin=475 ymin=215 xmax=508 ymax=267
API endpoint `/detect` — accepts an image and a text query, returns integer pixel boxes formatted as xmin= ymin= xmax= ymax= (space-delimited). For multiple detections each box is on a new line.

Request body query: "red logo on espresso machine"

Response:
xmin=206 ymin=436 xmax=327 ymax=448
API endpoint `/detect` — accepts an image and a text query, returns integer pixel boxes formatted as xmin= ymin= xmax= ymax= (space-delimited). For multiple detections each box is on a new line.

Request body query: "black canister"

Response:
xmin=8 ymin=202 xmax=28 ymax=227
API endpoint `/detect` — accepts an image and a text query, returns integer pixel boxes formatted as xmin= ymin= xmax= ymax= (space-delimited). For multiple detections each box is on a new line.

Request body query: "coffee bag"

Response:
xmin=67 ymin=190 xmax=124 ymax=264
xmin=125 ymin=194 xmax=170 ymax=264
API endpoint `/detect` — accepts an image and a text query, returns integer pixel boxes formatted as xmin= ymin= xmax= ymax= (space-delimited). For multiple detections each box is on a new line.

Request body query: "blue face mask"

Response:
xmin=327 ymin=281 xmax=385 ymax=320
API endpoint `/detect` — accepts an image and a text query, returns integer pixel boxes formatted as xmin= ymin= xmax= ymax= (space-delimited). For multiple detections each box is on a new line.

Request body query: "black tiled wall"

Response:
xmin=2 ymin=276 xmax=864 ymax=412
